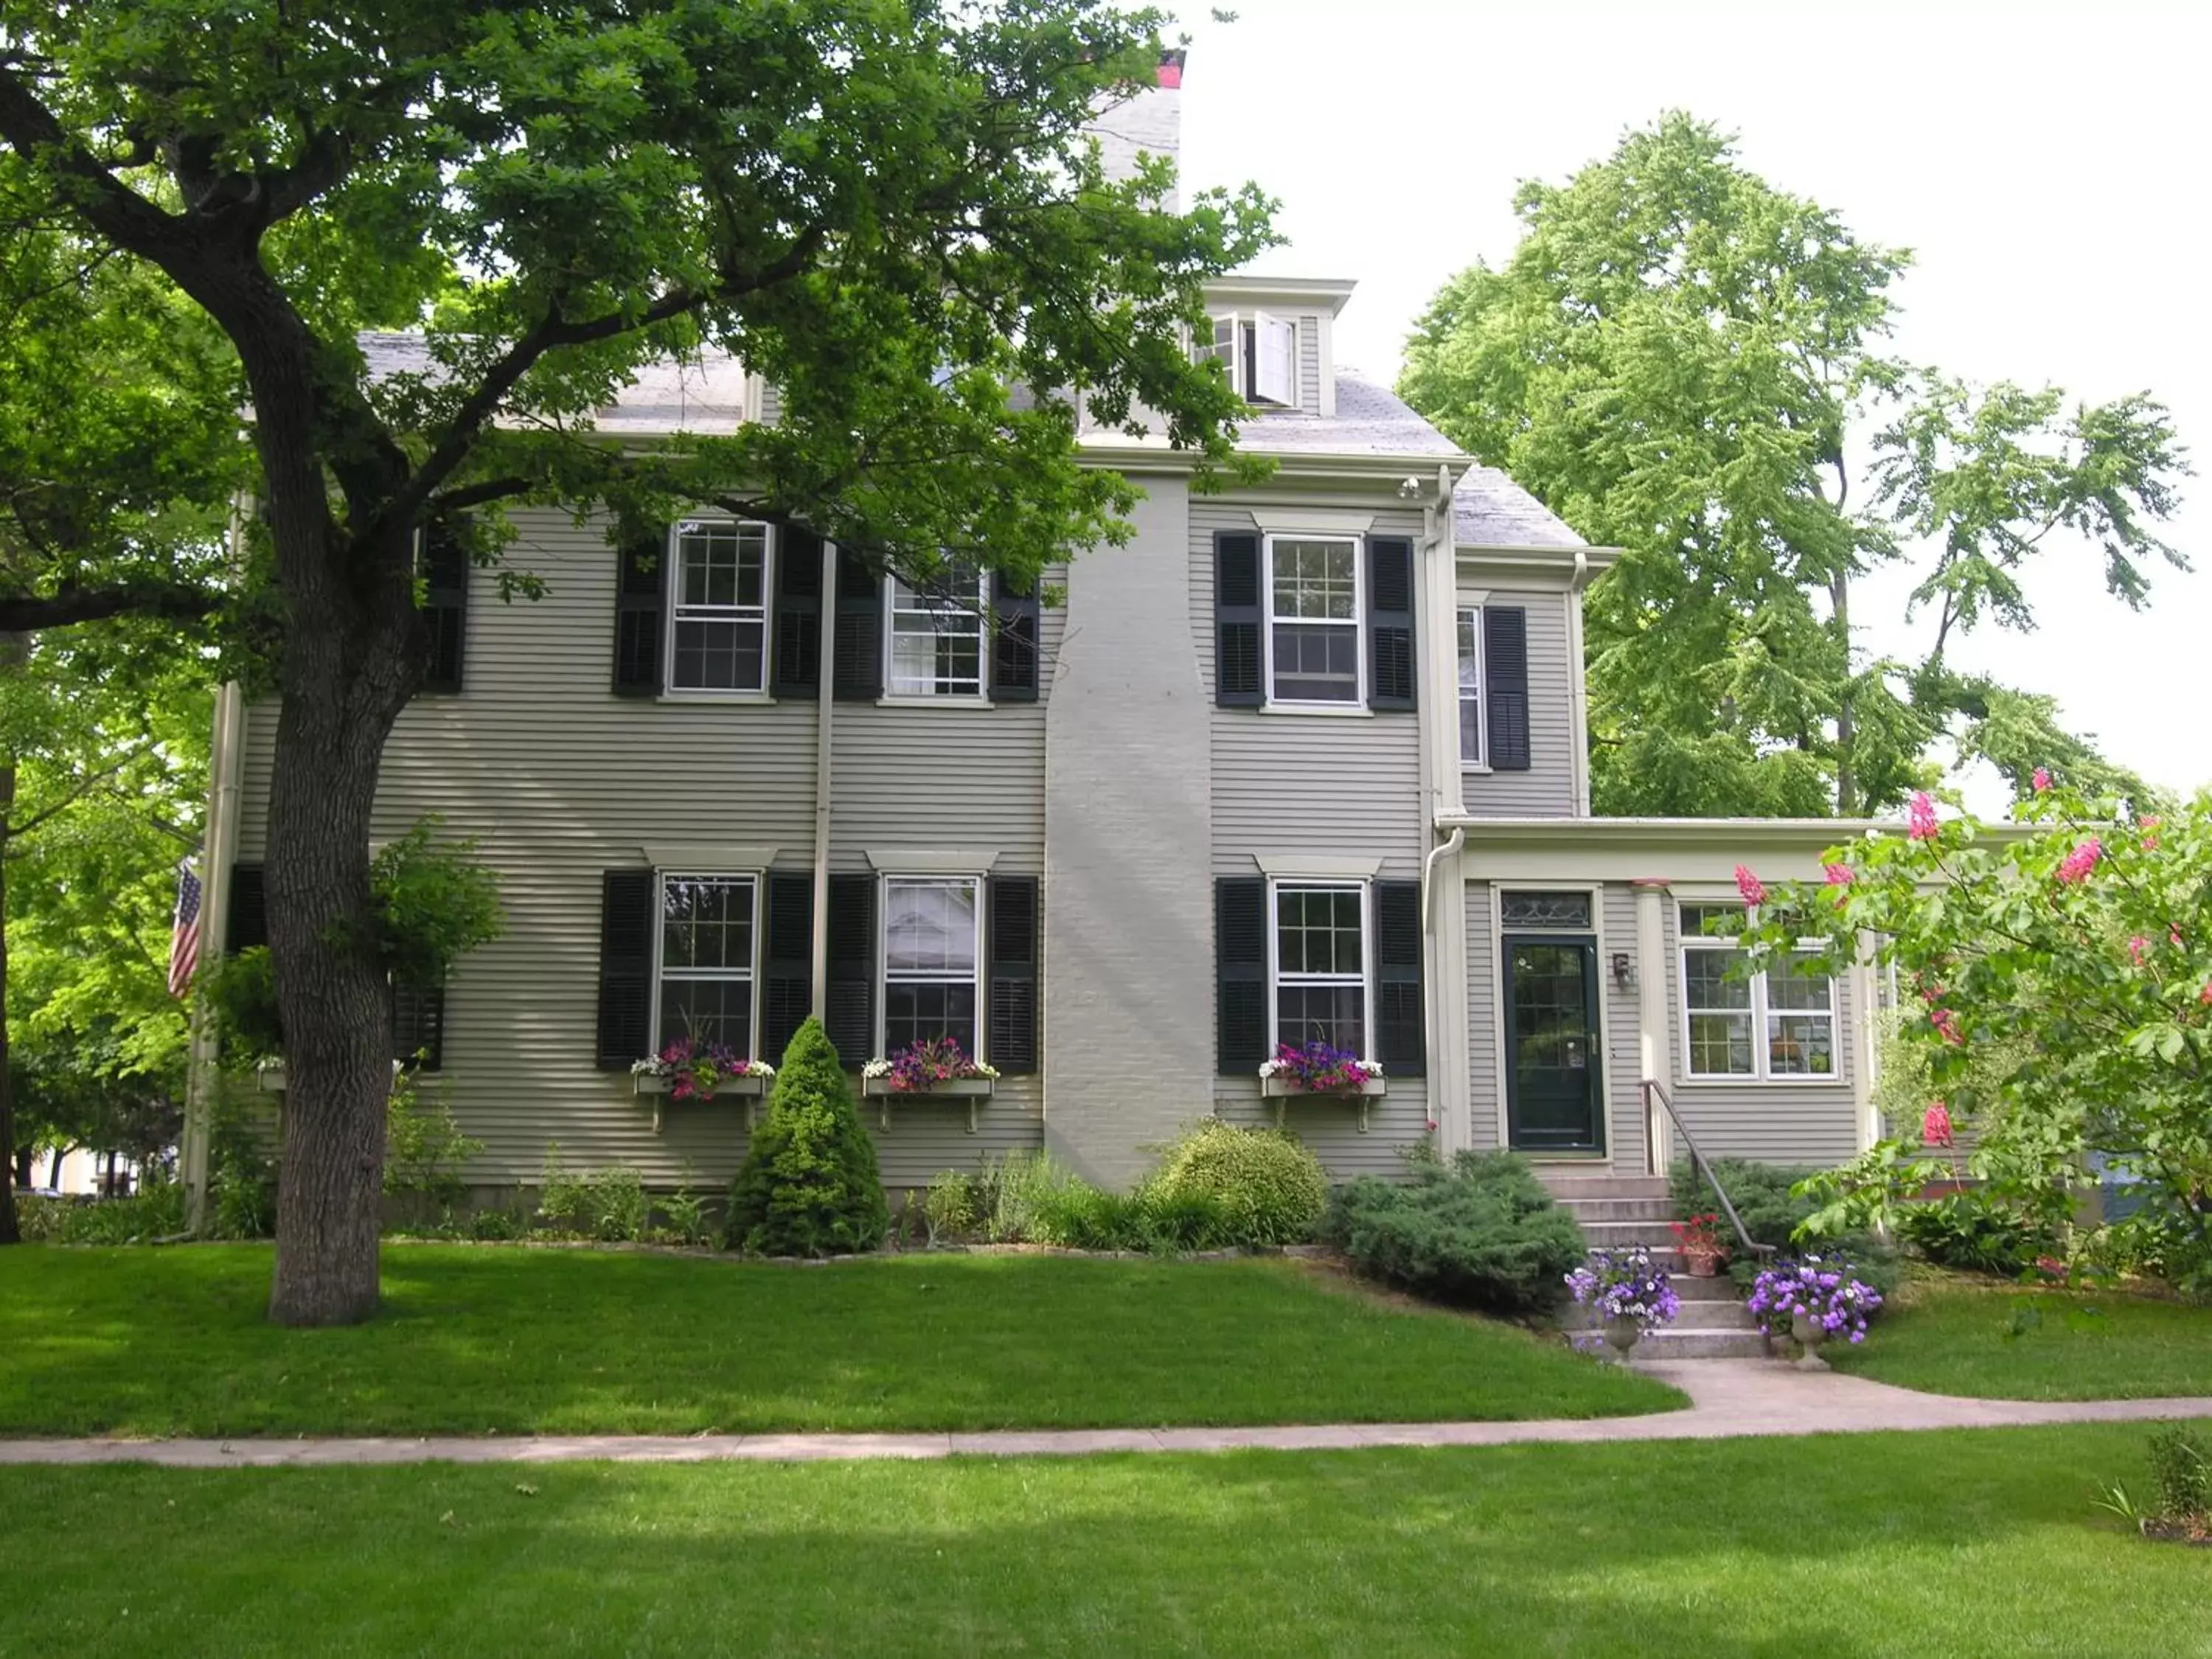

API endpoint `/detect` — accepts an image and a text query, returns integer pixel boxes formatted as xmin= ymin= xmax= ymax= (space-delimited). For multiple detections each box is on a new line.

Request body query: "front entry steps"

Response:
xmin=1542 ymin=1171 xmax=1769 ymax=1360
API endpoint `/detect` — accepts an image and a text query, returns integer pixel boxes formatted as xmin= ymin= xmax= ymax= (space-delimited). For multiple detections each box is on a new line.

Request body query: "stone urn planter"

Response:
xmin=1790 ymin=1310 xmax=1831 ymax=1371
xmin=1603 ymin=1314 xmax=1644 ymax=1363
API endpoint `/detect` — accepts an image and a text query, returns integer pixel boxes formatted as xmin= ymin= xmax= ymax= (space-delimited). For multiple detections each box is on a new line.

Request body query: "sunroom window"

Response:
xmin=1679 ymin=903 xmax=1836 ymax=1079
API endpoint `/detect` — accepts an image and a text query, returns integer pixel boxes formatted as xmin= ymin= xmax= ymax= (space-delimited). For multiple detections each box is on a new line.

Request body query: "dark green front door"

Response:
xmin=1505 ymin=936 xmax=1603 ymax=1152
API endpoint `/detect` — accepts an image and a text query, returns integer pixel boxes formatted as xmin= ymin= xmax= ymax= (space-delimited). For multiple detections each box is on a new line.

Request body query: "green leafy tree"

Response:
xmin=0 ymin=3 xmax=1273 ymax=1319
xmin=1739 ymin=778 xmax=2212 ymax=1290
xmin=728 ymin=1017 xmax=888 ymax=1257
xmin=1400 ymin=113 xmax=2188 ymax=818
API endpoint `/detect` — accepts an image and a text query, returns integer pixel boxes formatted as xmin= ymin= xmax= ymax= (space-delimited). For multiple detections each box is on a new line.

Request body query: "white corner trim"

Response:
xmin=1253 ymin=854 xmax=1383 ymax=880
xmin=865 ymin=848 xmax=1002 ymax=874
xmin=1249 ymin=508 xmax=1376 ymax=537
xmin=1455 ymin=588 xmax=1492 ymax=608
xmin=642 ymin=844 xmax=779 ymax=872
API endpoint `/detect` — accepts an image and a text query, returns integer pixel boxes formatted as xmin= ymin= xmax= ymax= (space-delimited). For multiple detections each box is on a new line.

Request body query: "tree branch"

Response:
xmin=0 ymin=580 xmax=220 ymax=633
xmin=0 ymin=65 xmax=186 ymax=265
xmin=427 ymin=477 xmax=532 ymax=517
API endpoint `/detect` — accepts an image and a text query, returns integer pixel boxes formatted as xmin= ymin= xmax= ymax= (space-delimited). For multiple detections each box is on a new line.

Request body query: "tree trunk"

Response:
xmin=262 ymin=568 xmax=417 ymax=1325
xmin=0 ymin=748 xmax=18 ymax=1245
xmin=1831 ymin=571 xmax=1857 ymax=817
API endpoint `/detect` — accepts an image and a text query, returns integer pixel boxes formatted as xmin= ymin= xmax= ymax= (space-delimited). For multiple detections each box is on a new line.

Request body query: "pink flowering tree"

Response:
xmin=1739 ymin=781 xmax=2212 ymax=1290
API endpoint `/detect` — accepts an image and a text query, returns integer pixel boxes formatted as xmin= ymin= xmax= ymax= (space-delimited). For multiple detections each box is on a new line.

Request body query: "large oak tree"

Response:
xmin=1401 ymin=114 xmax=2188 ymax=818
xmin=0 ymin=1 xmax=1273 ymax=1321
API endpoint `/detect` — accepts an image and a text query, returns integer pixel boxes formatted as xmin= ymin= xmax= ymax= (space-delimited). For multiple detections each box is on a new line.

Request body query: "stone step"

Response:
xmin=1666 ymin=1299 xmax=1760 ymax=1332
xmin=1634 ymin=1328 xmax=1771 ymax=1360
xmin=1538 ymin=1173 xmax=1669 ymax=1200
xmin=1667 ymin=1271 xmax=1746 ymax=1302
xmin=1554 ymin=1197 xmax=1677 ymax=1222
xmin=1578 ymin=1219 xmax=1685 ymax=1248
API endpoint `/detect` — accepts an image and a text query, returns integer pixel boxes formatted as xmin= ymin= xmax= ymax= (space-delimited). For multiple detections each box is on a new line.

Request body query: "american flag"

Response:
xmin=168 ymin=859 xmax=202 ymax=996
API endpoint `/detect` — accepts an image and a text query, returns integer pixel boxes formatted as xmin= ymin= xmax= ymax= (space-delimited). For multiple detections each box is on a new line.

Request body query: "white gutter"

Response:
xmin=810 ymin=543 xmax=838 ymax=1015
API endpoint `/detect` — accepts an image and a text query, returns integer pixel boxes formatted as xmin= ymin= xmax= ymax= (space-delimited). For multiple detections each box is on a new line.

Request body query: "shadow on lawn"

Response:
xmin=0 ymin=1245 xmax=1679 ymax=1436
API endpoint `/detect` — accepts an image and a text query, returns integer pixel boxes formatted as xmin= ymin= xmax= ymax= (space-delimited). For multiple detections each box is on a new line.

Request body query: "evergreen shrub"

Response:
xmin=727 ymin=1018 xmax=888 ymax=1256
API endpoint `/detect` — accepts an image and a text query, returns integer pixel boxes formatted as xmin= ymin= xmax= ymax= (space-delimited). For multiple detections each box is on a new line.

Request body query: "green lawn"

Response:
xmin=1838 ymin=1272 xmax=2212 ymax=1400
xmin=4 ymin=1425 xmax=2206 ymax=1656
xmin=0 ymin=1244 xmax=1679 ymax=1435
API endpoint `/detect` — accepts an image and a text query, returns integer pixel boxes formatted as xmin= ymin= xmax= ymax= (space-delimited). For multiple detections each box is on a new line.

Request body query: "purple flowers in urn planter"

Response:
xmin=1565 ymin=1245 xmax=1683 ymax=1332
xmin=1747 ymin=1256 xmax=1884 ymax=1344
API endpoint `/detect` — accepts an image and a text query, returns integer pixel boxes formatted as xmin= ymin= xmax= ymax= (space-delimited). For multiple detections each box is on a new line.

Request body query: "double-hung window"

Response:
xmin=882 ymin=875 xmax=982 ymax=1053
xmin=1266 ymin=536 xmax=1363 ymax=706
xmin=886 ymin=569 xmax=987 ymax=700
xmin=657 ymin=874 xmax=757 ymax=1053
xmin=1457 ymin=607 xmax=1486 ymax=764
xmin=1273 ymin=883 xmax=1367 ymax=1053
xmin=1680 ymin=903 xmax=1836 ymax=1079
xmin=669 ymin=520 xmax=770 ymax=692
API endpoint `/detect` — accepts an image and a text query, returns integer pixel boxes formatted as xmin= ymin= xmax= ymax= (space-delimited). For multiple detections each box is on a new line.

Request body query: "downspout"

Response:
xmin=1419 ymin=462 xmax=1468 ymax=1147
xmin=1566 ymin=548 xmax=1593 ymax=818
xmin=1421 ymin=827 xmax=1464 ymax=937
xmin=810 ymin=543 xmax=838 ymax=1015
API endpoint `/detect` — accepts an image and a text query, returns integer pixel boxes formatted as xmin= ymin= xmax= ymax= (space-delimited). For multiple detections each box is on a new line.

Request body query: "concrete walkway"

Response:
xmin=2 ymin=1360 xmax=2209 ymax=1467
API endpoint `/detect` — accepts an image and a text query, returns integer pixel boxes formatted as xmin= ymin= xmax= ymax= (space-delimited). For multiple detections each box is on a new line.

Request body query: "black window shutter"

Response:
xmin=759 ymin=870 xmax=814 ymax=1067
xmin=1215 ymin=876 xmax=1268 ymax=1074
xmin=1485 ymin=606 xmax=1531 ymax=771
xmin=594 ymin=869 xmax=655 ymax=1068
xmin=611 ymin=524 xmax=666 ymax=697
xmin=392 ymin=981 xmax=447 ymax=1071
xmin=824 ymin=873 xmax=876 ymax=1068
xmin=1367 ymin=536 xmax=1416 ymax=712
xmin=418 ymin=521 xmax=469 ymax=695
xmin=830 ymin=549 xmax=883 ymax=701
xmin=226 ymin=865 xmax=267 ymax=954
xmin=1214 ymin=530 xmax=1263 ymax=706
xmin=771 ymin=526 xmax=824 ymax=699
xmin=1373 ymin=880 xmax=1425 ymax=1077
xmin=987 ymin=874 xmax=1040 ymax=1073
xmin=990 ymin=572 xmax=1041 ymax=703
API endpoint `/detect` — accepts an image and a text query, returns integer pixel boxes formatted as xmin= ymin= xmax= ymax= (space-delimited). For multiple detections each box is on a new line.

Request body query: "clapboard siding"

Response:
xmin=1658 ymin=899 xmax=1862 ymax=1168
xmin=1460 ymin=586 xmax=1579 ymax=818
xmin=234 ymin=504 xmax=1046 ymax=1186
xmin=1601 ymin=883 xmax=1646 ymax=1173
xmin=1465 ymin=885 xmax=1500 ymax=1150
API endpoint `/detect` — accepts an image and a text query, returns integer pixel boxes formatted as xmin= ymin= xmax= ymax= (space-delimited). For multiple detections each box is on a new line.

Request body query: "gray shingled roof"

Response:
xmin=1235 ymin=371 xmax=1461 ymax=456
xmin=1453 ymin=463 xmax=1587 ymax=552
xmin=355 ymin=330 xmax=749 ymax=435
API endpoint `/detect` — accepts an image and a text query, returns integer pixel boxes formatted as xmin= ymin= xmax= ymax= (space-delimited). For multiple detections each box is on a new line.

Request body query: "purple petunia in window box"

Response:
xmin=630 ymin=1039 xmax=772 ymax=1100
xmin=860 ymin=1038 xmax=998 ymax=1131
xmin=1257 ymin=1043 xmax=1385 ymax=1096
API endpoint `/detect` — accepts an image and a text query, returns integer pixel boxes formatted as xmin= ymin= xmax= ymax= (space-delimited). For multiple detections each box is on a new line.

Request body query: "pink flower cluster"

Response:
xmin=2055 ymin=838 xmax=2101 ymax=884
xmin=1823 ymin=863 xmax=1855 ymax=886
xmin=2031 ymin=767 xmax=2052 ymax=793
xmin=2128 ymin=935 xmax=2150 ymax=967
xmin=1921 ymin=1101 xmax=1954 ymax=1148
xmin=1907 ymin=792 xmax=1939 ymax=842
xmin=1930 ymin=1006 xmax=1963 ymax=1046
xmin=1733 ymin=864 xmax=1766 ymax=908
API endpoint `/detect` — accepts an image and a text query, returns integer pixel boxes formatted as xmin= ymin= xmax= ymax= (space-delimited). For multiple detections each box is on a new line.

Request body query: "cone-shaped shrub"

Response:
xmin=727 ymin=1017 xmax=888 ymax=1256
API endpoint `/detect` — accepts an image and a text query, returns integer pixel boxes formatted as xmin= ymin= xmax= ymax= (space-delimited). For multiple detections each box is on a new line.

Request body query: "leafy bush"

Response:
xmin=2149 ymin=1426 xmax=2211 ymax=1522
xmin=976 ymin=1149 xmax=1088 ymax=1244
xmin=726 ymin=1017 xmax=888 ymax=1256
xmin=383 ymin=1073 xmax=481 ymax=1220
xmin=361 ymin=820 xmax=505 ymax=988
xmin=1141 ymin=1120 xmax=1327 ymax=1247
xmin=1668 ymin=1158 xmax=1820 ymax=1251
xmin=1896 ymin=1191 xmax=2054 ymax=1275
xmin=660 ymin=1177 xmax=714 ymax=1248
xmin=465 ymin=1204 xmax=526 ymax=1242
xmin=206 ymin=1087 xmax=278 ymax=1239
xmin=1324 ymin=1151 xmax=1587 ymax=1315
xmin=21 ymin=1178 xmax=188 ymax=1244
xmin=201 ymin=946 xmax=283 ymax=1064
xmin=535 ymin=1147 xmax=650 ymax=1242
xmin=923 ymin=1171 xmax=980 ymax=1246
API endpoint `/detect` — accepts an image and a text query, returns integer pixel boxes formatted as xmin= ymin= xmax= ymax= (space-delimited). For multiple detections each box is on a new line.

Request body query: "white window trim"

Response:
xmin=1251 ymin=311 xmax=1297 ymax=408
xmin=877 ymin=871 xmax=988 ymax=1061
xmin=651 ymin=870 xmax=763 ymax=1059
xmin=1261 ymin=532 xmax=1366 ymax=711
xmin=1457 ymin=603 xmax=1489 ymax=771
xmin=1265 ymin=877 xmax=1374 ymax=1056
xmin=1677 ymin=907 xmax=1842 ymax=1085
xmin=663 ymin=518 xmax=774 ymax=700
xmin=880 ymin=568 xmax=992 ymax=706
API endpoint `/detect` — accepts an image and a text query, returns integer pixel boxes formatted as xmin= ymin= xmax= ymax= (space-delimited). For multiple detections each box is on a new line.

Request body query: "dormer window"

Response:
xmin=1195 ymin=312 xmax=1297 ymax=407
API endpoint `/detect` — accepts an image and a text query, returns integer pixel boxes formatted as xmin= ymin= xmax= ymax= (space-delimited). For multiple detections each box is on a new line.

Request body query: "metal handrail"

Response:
xmin=1642 ymin=1079 xmax=1775 ymax=1259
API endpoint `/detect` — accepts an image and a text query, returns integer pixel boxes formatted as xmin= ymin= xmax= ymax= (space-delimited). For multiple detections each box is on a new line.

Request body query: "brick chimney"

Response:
xmin=1089 ymin=47 xmax=1184 ymax=212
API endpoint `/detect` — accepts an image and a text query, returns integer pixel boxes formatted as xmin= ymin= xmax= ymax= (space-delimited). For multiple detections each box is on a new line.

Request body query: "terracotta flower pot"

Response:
xmin=1683 ymin=1248 xmax=1722 ymax=1278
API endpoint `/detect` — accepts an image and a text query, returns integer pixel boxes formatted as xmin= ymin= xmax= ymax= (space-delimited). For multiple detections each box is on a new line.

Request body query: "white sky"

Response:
xmin=1176 ymin=0 xmax=2212 ymax=807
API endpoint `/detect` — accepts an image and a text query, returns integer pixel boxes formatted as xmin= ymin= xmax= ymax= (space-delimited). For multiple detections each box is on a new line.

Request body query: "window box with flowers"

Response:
xmin=630 ymin=1040 xmax=774 ymax=1133
xmin=1257 ymin=1043 xmax=1386 ymax=1132
xmin=860 ymin=1038 xmax=999 ymax=1131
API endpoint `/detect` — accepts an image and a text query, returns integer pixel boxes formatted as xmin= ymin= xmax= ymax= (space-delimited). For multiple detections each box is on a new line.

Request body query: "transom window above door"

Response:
xmin=1266 ymin=536 xmax=1362 ymax=706
xmin=668 ymin=520 xmax=769 ymax=692
xmin=887 ymin=570 xmax=987 ymax=700
xmin=1273 ymin=882 xmax=1366 ymax=1054
xmin=1500 ymin=891 xmax=1593 ymax=930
